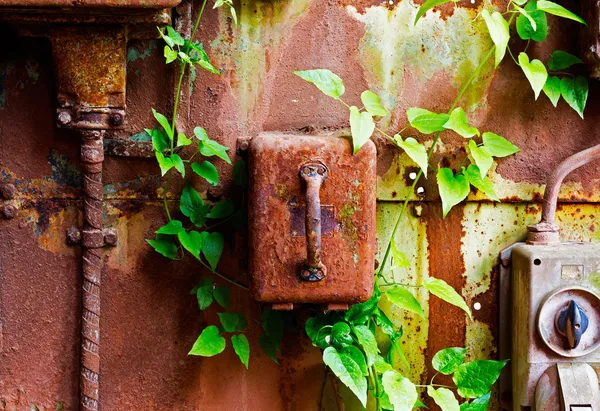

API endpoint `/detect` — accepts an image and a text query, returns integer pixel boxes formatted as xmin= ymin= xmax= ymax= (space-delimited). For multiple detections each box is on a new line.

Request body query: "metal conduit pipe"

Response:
xmin=527 ymin=143 xmax=600 ymax=245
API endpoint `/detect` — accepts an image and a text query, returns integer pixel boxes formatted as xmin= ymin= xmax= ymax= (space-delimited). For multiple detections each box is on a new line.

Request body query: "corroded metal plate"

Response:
xmin=248 ymin=133 xmax=376 ymax=306
xmin=0 ymin=0 xmax=179 ymax=7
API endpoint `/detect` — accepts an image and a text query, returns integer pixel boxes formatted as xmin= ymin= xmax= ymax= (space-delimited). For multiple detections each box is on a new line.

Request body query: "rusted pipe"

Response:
xmin=299 ymin=161 xmax=328 ymax=281
xmin=79 ymin=130 xmax=106 ymax=411
xmin=528 ymin=143 xmax=600 ymax=245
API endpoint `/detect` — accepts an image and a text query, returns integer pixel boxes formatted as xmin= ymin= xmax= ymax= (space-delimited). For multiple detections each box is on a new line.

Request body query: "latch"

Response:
xmin=247 ymin=133 xmax=377 ymax=311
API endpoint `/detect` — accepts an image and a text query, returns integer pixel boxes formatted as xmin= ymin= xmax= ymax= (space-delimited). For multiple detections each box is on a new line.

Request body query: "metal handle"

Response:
xmin=299 ymin=161 xmax=329 ymax=281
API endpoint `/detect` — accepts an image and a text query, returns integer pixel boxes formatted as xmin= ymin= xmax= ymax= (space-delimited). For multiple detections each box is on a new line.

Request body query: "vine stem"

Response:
xmin=376 ymin=44 xmax=496 ymax=278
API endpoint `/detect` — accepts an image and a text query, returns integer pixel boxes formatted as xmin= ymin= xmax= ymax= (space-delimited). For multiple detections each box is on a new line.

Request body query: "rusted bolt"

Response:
xmin=110 ymin=113 xmax=124 ymax=126
xmin=238 ymin=140 xmax=249 ymax=151
xmin=0 ymin=183 xmax=15 ymax=200
xmin=2 ymin=205 xmax=17 ymax=219
xmin=66 ymin=227 xmax=82 ymax=245
xmin=104 ymin=228 xmax=118 ymax=246
xmin=57 ymin=111 xmax=72 ymax=125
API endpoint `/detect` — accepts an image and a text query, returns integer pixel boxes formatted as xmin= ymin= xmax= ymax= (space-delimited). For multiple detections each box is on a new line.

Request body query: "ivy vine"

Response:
xmin=145 ymin=0 xmax=588 ymax=409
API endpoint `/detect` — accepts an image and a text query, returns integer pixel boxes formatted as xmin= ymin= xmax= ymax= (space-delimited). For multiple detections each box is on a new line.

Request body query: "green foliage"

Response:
xmin=516 ymin=0 xmax=548 ymax=42
xmin=428 ymin=386 xmax=460 ymax=411
xmin=560 ymin=76 xmax=588 ymax=119
xmin=424 ymin=277 xmax=472 ymax=319
xmin=349 ymin=106 xmax=376 ymax=154
xmin=444 ymin=107 xmax=479 ymax=138
xmin=385 ymin=286 xmax=424 ymax=318
xmin=548 ymin=50 xmax=582 ymax=71
xmin=382 ymin=370 xmax=418 ymax=411
xmin=519 ymin=52 xmax=548 ymax=100
xmin=437 ymin=168 xmax=470 ymax=217
xmin=432 ymin=347 xmax=467 ymax=375
xmin=407 ymin=107 xmax=449 ymax=134
xmin=414 ymin=0 xmax=453 ymax=25
xmin=536 ymin=0 xmax=586 ymax=24
xmin=188 ymin=326 xmax=226 ymax=357
xmin=481 ymin=10 xmax=510 ymax=67
xmin=231 ymin=334 xmax=249 ymax=368
xmin=323 ymin=346 xmax=368 ymax=407
xmin=293 ymin=69 xmax=345 ymax=99
xmin=453 ymin=360 xmax=509 ymax=398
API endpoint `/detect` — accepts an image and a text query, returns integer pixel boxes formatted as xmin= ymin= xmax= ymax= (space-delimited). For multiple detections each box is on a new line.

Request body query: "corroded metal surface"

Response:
xmin=0 ymin=0 xmax=179 ymax=7
xmin=248 ymin=133 xmax=377 ymax=307
xmin=2 ymin=0 xmax=600 ymax=409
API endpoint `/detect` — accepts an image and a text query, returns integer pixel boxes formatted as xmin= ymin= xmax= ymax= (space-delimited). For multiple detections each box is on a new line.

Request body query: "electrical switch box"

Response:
xmin=247 ymin=133 xmax=377 ymax=310
xmin=511 ymin=243 xmax=600 ymax=409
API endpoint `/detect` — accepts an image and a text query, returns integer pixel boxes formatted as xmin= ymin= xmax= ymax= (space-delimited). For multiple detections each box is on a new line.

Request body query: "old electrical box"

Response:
xmin=511 ymin=243 xmax=600 ymax=410
xmin=248 ymin=133 xmax=377 ymax=310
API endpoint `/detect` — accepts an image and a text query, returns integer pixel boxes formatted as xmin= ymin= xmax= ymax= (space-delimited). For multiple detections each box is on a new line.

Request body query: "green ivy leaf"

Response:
xmin=453 ymin=360 xmax=509 ymax=398
xmin=349 ymin=106 xmax=375 ymax=155
xmin=516 ymin=0 xmax=548 ymax=41
xmin=146 ymin=238 xmax=178 ymax=259
xmin=171 ymin=153 xmax=185 ymax=177
xmin=213 ymin=286 xmax=230 ymax=309
xmin=537 ymin=0 xmax=586 ymax=25
xmin=432 ymin=347 xmax=467 ymax=375
xmin=407 ymin=107 xmax=449 ymax=134
xmin=155 ymin=152 xmax=174 ymax=176
xmin=331 ymin=322 xmax=353 ymax=349
xmin=341 ymin=345 xmax=368 ymax=376
xmin=152 ymin=108 xmax=173 ymax=140
xmin=548 ymin=50 xmax=583 ymax=71
xmin=164 ymin=45 xmax=178 ymax=64
xmin=482 ymin=132 xmax=520 ymax=157
xmin=218 ymin=312 xmax=247 ymax=332
xmin=390 ymin=238 xmax=411 ymax=268
xmin=361 ymin=90 xmax=388 ymax=116
xmin=180 ymin=183 xmax=203 ymax=217
xmin=158 ymin=27 xmax=175 ymax=48
xmin=178 ymin=51 xmax=192 ymax=64
xmin=156 ymin=219 xmax=184 ymax=235
xmin=424 ymin=277 xmax=472 ymax=319
xmin=177 ymin=230 xmax=205 ymax=258
xmin=188 ymin=325 xmax=226 ymax=357
xmin=382 ymin=370 xmax=418 ymax=411
xmin=543 ymin=76 xmax=561 ymax=107
xmin=166 ymin=26 xmax=184 ymax=46
xmin=385 ymin=286 xmax=425 ymax=318
xmin=345 ymin=286 xmax=380 ymax=325
xmin=192 ymin=161 xmax=219 ymax=186
xmin=468 ymin=140 xmax=493 ymax=179
xmin=259 ymin=333 xmax=279 ymax=364
xmin=177 ymin=132 xmax=193 ymax=147
xmin=147 ymin=127 xmax=169 ymax=153
xmin=199 ymin=140 xmax=232 ymax=164
xmin=518 ymin=52 xmax=548 ymax=100
xmin=444 ymin=107 xmax=479 ymax=138
xmin=323 ymin=346 xmax=368 ymax=407
xmin=196 ymin=278 xmax=214 ymax=310
xmin=202 ymin=232 xmax=224 ymax=271
xmin=414 ymin=0 xmax=452 ymax=25
xmin=560 ymin=76 xmax=588 ymax=119
xmin=374 ymin=355 xmax=395 ymax=374
xmin=231 ymin=334 xmax=250 ymax=369
xmin=207 ymin=200 xmax=235 ymax=219
xmin=481 ymin=10 xmax=510 ymax=67
xmin=194 ymin=126 xmax=209 ymax=141
xmin=394 ymin=135 xmax=428 ymax=177
xmin=436 ymin=168 xmax=470 ymax=218
xmin=306 ymin=316 xmax=336 ymax=349
xmin=428 ymin=386 xmax=460 ymax=411
xmin=514 ymin=4 xmax=536 ymax=31
xmin=353 ymin=325 xmax=379 ymax=366
xmin=374 ymin=309 xmax=398 ymax=338
xmin=460 ymin=392 xmax=492 ymax=411
xmin=293 ymin=69 xmax=345 ymax=100
xmin=463 ymin=165 xmax=499 ymax=202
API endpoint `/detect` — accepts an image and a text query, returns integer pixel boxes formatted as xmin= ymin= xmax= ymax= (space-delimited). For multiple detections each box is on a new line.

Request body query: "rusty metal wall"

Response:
xmin=1 ymin=0 xmax=600 ymax=410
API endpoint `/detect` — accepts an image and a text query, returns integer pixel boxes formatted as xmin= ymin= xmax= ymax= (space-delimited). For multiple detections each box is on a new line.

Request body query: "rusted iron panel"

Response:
xmin=50 ymin=26 xmax=127 ymax=111
xmin=248 ymin=133 xmax=376 ymax=306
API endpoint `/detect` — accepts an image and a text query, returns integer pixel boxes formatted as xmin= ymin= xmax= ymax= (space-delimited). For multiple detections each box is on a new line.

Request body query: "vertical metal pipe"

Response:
xmin=79 ymin=130 xmax=105 ymax=411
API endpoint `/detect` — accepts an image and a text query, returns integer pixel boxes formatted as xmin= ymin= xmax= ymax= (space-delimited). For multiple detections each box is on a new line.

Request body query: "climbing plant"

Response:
xmin=144 ymin=0 xmax=589 ymax=409
xmin=292 ymin=0 xmax=588 ymax=409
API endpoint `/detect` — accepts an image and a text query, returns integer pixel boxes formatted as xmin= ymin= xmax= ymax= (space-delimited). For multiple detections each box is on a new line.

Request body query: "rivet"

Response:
xmin=57 ymin=111 xmax=72 ymax=125
xmin=2 ymin=205 xmax=17 ymax=219
xmin=104 ymin=229 xmax=118 ymax=246
xmin=0 ymin=183 xmax=16 ymax=200
xmin=110 ymin=113 xmax=124 ymax=126
xmin=66 ymin=227 xmax=82 ymax=245
xmin=238 ymin=140 xmax=249 ymax=151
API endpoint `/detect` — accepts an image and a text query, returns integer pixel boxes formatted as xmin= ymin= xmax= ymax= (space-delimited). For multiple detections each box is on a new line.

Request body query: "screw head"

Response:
xmin=104 ymin=229 xmax=118 ymax=246
xmin=57 ymin=111 xmax=72 ymax=125
xmin=110 ymin=113 xmax=124 ymax=126
xmin=66 ymin=227 xmax=81 ymax=245
xmin=2 ymin=205 xmax=17 ymax=219
xmin=0 ymin=183 xmax=15 ymax=200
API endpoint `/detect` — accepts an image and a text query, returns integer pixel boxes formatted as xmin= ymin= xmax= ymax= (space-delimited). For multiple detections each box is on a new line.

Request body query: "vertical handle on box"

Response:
xmin=299 ymin=161 xmax=328 ymax=281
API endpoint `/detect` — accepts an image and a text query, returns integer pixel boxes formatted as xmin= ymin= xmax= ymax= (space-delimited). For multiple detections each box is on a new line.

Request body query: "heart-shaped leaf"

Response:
xmin=202 ymin=232 xmax=224 ymax=271
xmin=382 ymin=370 xmax=418 ymax=411
xmin=361 ymin=90 xmax=388 ymax=116
xmin=468 ymin=140 xmax=493 ymax=179
xmin=231 ymin=334 xmax=250 ymax=369
xmin=560 ymin=76 xmax=588 ymax=119
xmin=293 ymin=69 xmax=345 ymax=100
xmin=432 ymin=347 xmax=467 ymax=375
xmin=424 ymin=277 xmax=472 ymax=319
xmin=192 ymin=161 xmax=219 ymax=186
xmin=481 ymin=10 xmax=510 ymax=67
xmin=436 ymin=168 xmax=470 ymax=217
xmin=444 ymin=107 xmax=479 ymax=138
xmin=385 ymin=286 xmax=425 ymax=318
xmin=543 ymin=76 xmax=561 ymax=107
xmin=349 ymin=106 xmax=375 ymax=154
xmin=519 ymin=52 xmax=548 ymax=100
xmin=188 ymin=325 xmax=226 ymax=357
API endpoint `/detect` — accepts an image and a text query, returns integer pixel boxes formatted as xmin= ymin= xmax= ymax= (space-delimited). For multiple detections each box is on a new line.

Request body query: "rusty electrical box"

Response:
xmin=248 ymin=133 xmax=377 ymax=310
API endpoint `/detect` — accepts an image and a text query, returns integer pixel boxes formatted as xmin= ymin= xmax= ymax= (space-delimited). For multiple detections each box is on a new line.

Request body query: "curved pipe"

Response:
xmin=528 ymin=143 xmax=600 ymax=244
